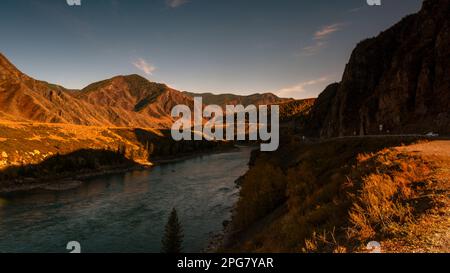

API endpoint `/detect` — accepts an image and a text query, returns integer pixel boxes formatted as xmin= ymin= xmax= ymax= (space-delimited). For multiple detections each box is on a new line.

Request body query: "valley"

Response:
xmin=0 ymin=52 xmax=289 ymax=192
xmin=0 ymin=0 xmax=448 ymax=254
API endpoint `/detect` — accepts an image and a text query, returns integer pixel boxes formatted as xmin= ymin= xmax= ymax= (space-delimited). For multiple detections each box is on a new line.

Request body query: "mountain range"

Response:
xmin=0 ymin=53 xmax=290 ymax=129
xmin=183 ymin=91 xmax=292 ymax=107
xmin=1 ymin=0 xmax=448 ymax=136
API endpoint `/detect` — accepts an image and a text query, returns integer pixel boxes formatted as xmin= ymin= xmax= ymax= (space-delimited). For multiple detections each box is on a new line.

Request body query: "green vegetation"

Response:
xmin=161 ymin=208 xmax=184 ymax=253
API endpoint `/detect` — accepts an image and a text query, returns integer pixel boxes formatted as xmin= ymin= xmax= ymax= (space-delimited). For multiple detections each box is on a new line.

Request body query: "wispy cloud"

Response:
xmin=348 ymin=7 xmax=365 ymax=13
xmin=300 ymin=23 xmax=346 ymax=56
xmin=275 ymin=76 xmax=330 ymax=98
xmin=314 ymin=23 xmax=345 ymax=40
xmin=301 ymin=41 xmax=327 ymax=56
xmin=133 ymin=58 xmax=156 ymax=75
xmin=166 ymin=0 xmax=189 ymax=8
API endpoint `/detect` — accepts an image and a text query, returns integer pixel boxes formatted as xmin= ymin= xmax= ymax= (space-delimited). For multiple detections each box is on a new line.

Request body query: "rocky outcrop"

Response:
xmin=302 ymin=83 xmax=339 ymax=135
xmin=308 ymin=0 xmax=450 ymax=137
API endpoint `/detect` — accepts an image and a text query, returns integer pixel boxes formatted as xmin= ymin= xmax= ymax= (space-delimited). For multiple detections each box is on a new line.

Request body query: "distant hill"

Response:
xmin=0 ymin=53 xmax=193 ymax=128
xmin=183 ymin=91 xmax=293 ymax=107
xmin=76 ymin=74 xmax=194 ymax=128
xmin=0 ymin=53 xmax=295 ymax=129
xmin=0 ymin=53 xmax=125 ymax=126
xmin=278 ymin=98 xmax=316 ymax=122
xmin=305 ymin=0 xmax=450 ymax=137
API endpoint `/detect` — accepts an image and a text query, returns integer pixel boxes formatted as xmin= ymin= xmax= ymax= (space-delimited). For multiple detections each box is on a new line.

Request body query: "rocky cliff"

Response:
xmin=308 ymin=0 xmax=450 ymax=137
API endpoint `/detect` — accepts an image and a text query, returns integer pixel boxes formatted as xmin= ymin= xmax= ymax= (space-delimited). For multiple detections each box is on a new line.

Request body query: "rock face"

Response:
xmin=303 ymin=83 xmax=339 ymax=135
xmin=308 ymin=0 xmax=450 ymax=137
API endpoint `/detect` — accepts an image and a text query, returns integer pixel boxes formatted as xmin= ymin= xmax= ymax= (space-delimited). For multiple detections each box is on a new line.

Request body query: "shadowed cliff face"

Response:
xmin=309 ymin=0 xmax=450 ymax=137
xmin=302 ymin=83 xmax=339 ymax=135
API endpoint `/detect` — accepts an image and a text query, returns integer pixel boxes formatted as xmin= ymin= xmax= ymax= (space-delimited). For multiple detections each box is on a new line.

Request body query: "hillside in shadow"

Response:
xmin=0 ymin=149 xmax=138 ymax=193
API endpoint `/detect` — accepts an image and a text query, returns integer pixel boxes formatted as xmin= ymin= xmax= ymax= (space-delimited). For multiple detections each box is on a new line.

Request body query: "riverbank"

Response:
xmin=0 ymin=164 xmax=149 ymax=194
xmin=203 ymin=146 xmax=260 ymax=253
xmin=0 ymin=144 xmax=241 ymax=195
xmin=220 ymin=137 xmax=450 ymax=253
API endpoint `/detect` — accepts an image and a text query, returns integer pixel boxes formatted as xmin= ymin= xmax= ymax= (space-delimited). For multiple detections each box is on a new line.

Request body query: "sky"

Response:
xmin=0 ymin=0 xmax=423 ymax=99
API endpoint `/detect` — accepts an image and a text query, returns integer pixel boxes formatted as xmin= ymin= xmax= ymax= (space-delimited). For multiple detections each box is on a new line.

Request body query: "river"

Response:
xmin=0 ymin=146 xmax=253 ymax=253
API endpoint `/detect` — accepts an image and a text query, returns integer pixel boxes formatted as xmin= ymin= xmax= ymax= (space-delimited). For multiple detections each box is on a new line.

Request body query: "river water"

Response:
xmin=0 ymin=147 xmax=252 ymax=253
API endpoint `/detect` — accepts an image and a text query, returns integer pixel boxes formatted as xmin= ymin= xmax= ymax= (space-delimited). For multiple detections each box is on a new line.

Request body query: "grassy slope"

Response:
xmin=0 ymin=121 xmax=231 ymax=192
xmin=225 ymin=137 xmax=449 ymax=253
xmin=0 ymin=121 xmax=160 ymax=168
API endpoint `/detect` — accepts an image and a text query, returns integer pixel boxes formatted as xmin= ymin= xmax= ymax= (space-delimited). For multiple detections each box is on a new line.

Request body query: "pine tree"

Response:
xmin=161 ymin=208 xmax=184 ymax=253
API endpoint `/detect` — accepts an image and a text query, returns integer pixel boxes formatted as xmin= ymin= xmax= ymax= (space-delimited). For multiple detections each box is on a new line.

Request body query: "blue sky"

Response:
xmin=0 ymin=0 xmax=423 ymax=98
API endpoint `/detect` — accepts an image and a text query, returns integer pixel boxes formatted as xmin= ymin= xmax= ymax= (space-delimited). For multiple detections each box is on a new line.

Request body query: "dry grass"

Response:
xmin=0 ymin=121 xmax=232 ymax=191
xmin=225 ymin=137 xmax=449 ymax=253
xmin=348 ymin=149 xmax=433 ymax=242
xmin=278 ymin=99 xmax=315 ymax=122
xmin=0 ymin=121 xmax=152 ymax=169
